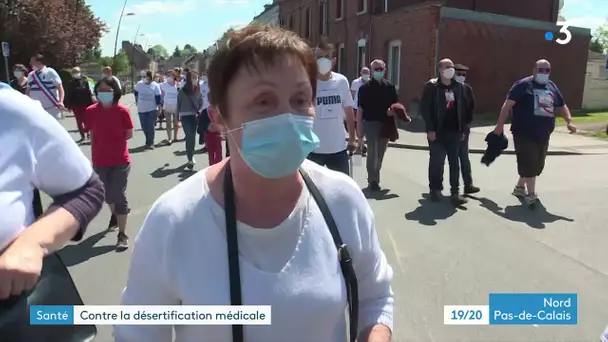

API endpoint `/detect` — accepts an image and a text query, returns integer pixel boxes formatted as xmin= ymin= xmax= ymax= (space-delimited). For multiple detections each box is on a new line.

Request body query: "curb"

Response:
xmin=386 ymin=142 xmax=583 ymax=156
xmin=345 ymin=138 xmax=588 ymax=156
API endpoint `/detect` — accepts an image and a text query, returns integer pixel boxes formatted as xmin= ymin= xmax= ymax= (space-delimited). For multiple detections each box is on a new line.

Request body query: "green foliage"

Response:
xmin=146 ymin=45 xmax=169 ymax=58
xmin=58 ymin=69 xmax=73 ymax=86
xmin=590 ymin=25 xmax=608 ymax=53
xmin=112 ymin=50 xmax=129 ymax=75
xmin=172 ymin=46 xmax=182 ymax=57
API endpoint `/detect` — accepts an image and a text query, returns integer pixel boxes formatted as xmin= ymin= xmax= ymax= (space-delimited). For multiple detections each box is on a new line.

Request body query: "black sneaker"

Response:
xmin=464 ymin=185 xmax=480 ymax=194
xmin=429 ymin=190 xmax=441 ymax=202
xmin=450 ymin=194 xmax=468 ymax=206
xmin=116 ymin=232 xmax=129 ymax=251
xmin=108 ymin=214 xmax=118 ymax=231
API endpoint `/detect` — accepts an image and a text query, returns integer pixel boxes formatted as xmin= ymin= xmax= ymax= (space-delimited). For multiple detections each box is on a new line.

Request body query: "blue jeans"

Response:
xmin=181 ymin=115 xmax=197 ymax=161
xmin=138 ymin=110 xmax=157 ymax=146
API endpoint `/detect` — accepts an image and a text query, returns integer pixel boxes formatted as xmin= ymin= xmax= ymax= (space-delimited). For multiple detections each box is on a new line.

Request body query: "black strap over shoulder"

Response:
xmin=223 ymin=163 xmax=359 ymax=342
xmin=299 ymin=168 xmax=359 ymax=342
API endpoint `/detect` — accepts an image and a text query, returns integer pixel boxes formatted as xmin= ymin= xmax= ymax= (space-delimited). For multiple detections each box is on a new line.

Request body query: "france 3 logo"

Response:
xmin=544 ymin=21 xmax=572 ymax=45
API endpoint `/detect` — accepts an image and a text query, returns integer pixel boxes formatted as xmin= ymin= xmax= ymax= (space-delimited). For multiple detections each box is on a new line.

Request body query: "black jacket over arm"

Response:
xmin=419 ymin=78 xmax=467 ymax=133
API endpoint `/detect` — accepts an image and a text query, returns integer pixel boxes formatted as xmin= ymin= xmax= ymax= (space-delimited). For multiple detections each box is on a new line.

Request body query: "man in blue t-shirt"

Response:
xmin=493 ymin=59 xmax=576 ymax=205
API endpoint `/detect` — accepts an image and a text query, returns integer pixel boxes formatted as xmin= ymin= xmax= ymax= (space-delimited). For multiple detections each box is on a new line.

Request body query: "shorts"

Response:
xmin=163 ymin=109 xmax=179 ymax=122
xmin=94 ymin=163 xmax=130 ymax=215
xmin=513 ymin=135 xmax=549 ymax=177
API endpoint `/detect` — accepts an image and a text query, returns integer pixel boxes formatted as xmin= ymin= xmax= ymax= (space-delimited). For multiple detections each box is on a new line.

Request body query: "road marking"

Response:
xmin=386 ymin=228 xmax=406 ymax=274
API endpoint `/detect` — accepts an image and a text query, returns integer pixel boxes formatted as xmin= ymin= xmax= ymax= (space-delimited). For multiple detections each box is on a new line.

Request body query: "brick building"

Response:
xmin=278 ymin=0 xmax=591 ymax=114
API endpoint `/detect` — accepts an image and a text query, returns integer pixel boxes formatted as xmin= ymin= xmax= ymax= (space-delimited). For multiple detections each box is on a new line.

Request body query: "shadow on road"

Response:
xmin=404 ymin=194 xmax=457 ymax=226
xmin=362 ymin=187 xmax=399 ymax=200
xmin=128 ymin=146 xmax=148 ymax=154
xmin=59 ymin=230 xmax=115 ymax=267
xmin=173 ymin=148 xmax=205 ymax=157
xmin=467 ymin=195 xmax=574 ymax=229
xmin=150 ymin=163 xmax=189 ymax=178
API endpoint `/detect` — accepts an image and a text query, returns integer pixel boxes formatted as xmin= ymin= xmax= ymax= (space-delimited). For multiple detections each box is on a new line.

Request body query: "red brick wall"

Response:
xmin=371 ymin=6 xmax=439 ymax=108
xmin=388 ymin=0 xmax=557 ymax=22
xmin=438 ymin=18 xmax=590 ymax=113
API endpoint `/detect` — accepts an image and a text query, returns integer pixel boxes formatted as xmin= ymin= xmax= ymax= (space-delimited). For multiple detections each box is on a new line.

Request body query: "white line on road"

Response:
xmin=386 ymin=228 xmax=406 ymax=274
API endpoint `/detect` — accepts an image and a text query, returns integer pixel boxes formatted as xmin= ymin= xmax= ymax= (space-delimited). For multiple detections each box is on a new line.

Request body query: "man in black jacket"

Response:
xmin=65 ymin=67 xmax=95 ymax=142
xmin=454 ymin=64 xmax=480 ymax=194
xmin=420 ymin=58 xmax=467 ymax=205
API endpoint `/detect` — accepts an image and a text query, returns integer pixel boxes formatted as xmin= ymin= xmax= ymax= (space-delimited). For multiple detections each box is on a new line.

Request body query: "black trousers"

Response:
xmin=459 ymin=133 xmax=473 ymax=187
xmin=428 ymin=132 xmax=461 ymax=195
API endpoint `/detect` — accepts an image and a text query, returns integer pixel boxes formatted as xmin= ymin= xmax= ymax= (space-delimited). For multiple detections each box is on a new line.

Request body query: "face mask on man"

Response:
xmin=13 ymin=71 xmax=23 ymax=78
xmin=103 ymin=74 xmax=112 ymax=80
xmin=534 ymin=73 xmax=549 ymax=84
xmin=442 ymin=67 xmax=455 ymax=79
xmin=361 ymin=74 xmax=370 ymax=81
xmin=372 ymin=71 xmax=384 ymax=80
xmin=201 ymin=76 xmax=208 ymax=82
xmin=72 ymin=73 xmax=81 ymax=78
xmin=167 ymin=76 xmax=174 ymax=82
xmin=455 ymin=75 xmax=466 ymax=84
xmin=317 ymin=58 xmax=332 ymax=75
xmin=225 ymin=113 xmax=320 ymax=179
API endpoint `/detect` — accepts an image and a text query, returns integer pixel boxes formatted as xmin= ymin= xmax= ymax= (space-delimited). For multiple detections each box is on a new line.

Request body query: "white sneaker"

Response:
xmin=524 ymin=193 xmax=538 ymax=205
xmin=512 ymin=186 xmax=526 ymax=197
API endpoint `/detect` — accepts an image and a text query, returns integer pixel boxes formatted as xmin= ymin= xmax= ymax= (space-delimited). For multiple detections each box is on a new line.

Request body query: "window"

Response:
xmin=357 ymin=39 xmax=367 ymax=71
xmin=357 ymin=0 xmax=367 ymax=14
xmin=337 ymin=43 xmax=345 ymax=73
xmin=289 ymin=15 xmax=294 ymax=29
xmin=336 ymin=0 xmax=343 ymax=20
xmin=388 ymin=40 xmax=401 ymax=88
xmin=319 ymin=1 xmax=328 ymax=36
xmin=305 ymin=8 xmax=311 ymax=38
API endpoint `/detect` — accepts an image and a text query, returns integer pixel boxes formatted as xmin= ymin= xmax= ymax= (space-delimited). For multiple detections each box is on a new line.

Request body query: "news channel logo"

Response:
xmin=544 ymin=22 xmax=572 ymax=45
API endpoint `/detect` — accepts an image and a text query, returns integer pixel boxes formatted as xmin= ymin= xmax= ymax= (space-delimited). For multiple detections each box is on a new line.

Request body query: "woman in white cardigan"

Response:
xmin=116 ymin=26 xmax=394 ymax=342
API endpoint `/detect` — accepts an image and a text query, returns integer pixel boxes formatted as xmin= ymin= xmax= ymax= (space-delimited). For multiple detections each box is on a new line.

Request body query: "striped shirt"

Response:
xmin=27 ymin=66 xmax=62 ymax=118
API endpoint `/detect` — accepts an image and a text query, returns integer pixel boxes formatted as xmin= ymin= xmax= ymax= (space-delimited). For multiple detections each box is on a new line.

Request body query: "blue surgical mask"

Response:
xmin=361 ymin=74 xmax=370 ymax=81
xmin=167 ymin=77 xmax=174 ymax=82
xmin=373 ymin=71 xmax=384 ymax=80
xmin=229 ymin=114 xmax=320 ymax=179
xmin=97 ymin=92 xmax=114 ymax=105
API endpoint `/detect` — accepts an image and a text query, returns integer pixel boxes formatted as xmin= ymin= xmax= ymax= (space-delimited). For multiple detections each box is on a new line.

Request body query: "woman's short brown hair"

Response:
xmin=208 ymin=25 xmax=317 ymax=117
xmin=13 ymin=64 xmax=27 ymax=72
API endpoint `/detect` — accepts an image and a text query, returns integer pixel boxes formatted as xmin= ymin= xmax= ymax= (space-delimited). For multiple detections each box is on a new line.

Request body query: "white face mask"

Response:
xmin=72 ymin=73 xmax=81 ymax=78
xmin=167 ymin=77 xmax=174 ymax=82
xmin=317 ymin=58 xmax=332 ymax=75
xmin=442 ymin=67 xmax=455 ymax=79
xmin=13 ymin=71 xmax=23 ymax=78
xmin=454 ymin=75 xmax=466 ymax=84
xmin=534 ymin=73 xmax=549 ymax=84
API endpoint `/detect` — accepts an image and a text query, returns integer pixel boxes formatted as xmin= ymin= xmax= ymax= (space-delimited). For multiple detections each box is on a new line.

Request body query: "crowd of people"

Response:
xmin=0 ymin=21 xmax=577 ymax=341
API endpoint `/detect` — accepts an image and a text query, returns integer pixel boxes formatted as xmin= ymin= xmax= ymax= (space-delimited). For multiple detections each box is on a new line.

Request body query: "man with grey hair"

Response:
xmin=420 ymin=58 xmax=468 ymax=206
xmin=493 ymin=59 xmax=576 ymax=206
xmin=357 ymin=59 xmax=399 ymax=191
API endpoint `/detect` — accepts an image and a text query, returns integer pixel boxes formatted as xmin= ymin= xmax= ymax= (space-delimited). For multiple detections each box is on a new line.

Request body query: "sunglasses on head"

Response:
xmin=537 ymin=68 xmax=551 ymax=73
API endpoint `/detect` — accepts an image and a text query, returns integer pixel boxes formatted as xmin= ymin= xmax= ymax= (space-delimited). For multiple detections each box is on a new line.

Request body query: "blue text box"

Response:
xmin=489 ymin=293 xmax=577 ymax=325
xmin=30 ymin=305 xmax=74 ymax=325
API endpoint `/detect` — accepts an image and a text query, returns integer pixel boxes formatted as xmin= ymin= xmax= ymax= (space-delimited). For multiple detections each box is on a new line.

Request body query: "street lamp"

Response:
xmin=113 ymin=0 xmax=135 ymax=57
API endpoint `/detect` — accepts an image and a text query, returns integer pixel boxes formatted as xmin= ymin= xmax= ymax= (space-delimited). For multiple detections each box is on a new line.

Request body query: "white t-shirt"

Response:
xmin=115 ymin=160 xmax=394 ymax=342
xmin=160 ymin=81 xmax=179 ymax=111
xmin=27 ymin=66 xmax=63 ymax=119
xmin=135 ymin=81 xmax=161 ymax=113
xmin=0 ymin=87 xmax=93 ymax=251
xmin=200 ymin=81 xmax=210 ymax=109
xmin=350 ymin=77 xmax=365 ymax=108
xmin=313 ymin=72 xmax=354 ymax=154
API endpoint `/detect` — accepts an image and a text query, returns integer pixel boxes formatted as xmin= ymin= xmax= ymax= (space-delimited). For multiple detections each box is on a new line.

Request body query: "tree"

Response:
xmin=0 ymin=0 xmax=106 ymax=74
xmin=172 ymin=46 xmax=182 ymax=57
xmin=112 ymin=50 xmax=129 ymax=75
xmin=84 ymin=44 xmax=103 ymax=62
xmin=590 ymin=25 xmax=608 ymax=54
xmin=146 ymin=44 xmax=169 ymax=59
xmin=182 ymin=44 xmax=197 ymax=56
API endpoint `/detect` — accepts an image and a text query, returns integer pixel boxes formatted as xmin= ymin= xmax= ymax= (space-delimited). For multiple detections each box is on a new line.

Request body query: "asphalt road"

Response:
xmin=54 ymin=106 xmax=608 ymax=342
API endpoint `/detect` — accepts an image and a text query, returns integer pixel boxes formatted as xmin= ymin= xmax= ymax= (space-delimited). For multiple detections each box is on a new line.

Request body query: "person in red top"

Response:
xmin=205 ymin=107 xmax=223 ymax=165
xmin=86 ymin=77 xmax=134 ymax=250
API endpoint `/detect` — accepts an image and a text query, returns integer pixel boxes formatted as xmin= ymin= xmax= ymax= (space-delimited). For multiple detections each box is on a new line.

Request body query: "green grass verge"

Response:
xmin=556 ymin=112 xmax=608 ymax=126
